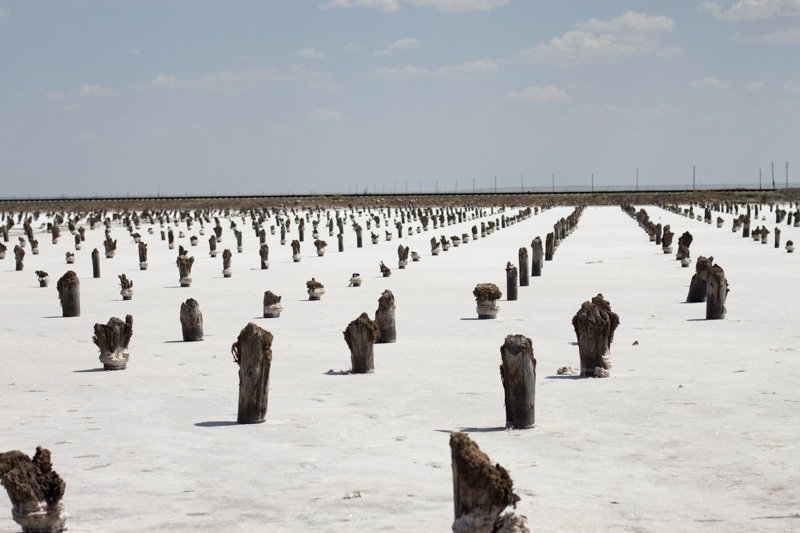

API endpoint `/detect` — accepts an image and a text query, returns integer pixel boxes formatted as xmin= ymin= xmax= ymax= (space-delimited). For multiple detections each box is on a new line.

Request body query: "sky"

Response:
xmin=0 ymin=0 xmax=798 ymax=197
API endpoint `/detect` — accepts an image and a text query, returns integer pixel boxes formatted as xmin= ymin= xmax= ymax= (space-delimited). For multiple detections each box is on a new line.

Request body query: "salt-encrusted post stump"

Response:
xmin=706 ymin=264 xmax=729 ymax=320
xmin=337 ymin=233 xmax=344 ymax=252
xmin=380 ymin=261 xmax=391 ymax=278
xmin=14 ymin=244 xmax=24 ymax=271
xmin=263 ymin=291 xmax=283 ymax=318
xmin=505 ymin=262 xmax=518 ymax=301
xmin=450 ymin=432 xmax=527 ymax=533
xmin=398 ymin=245 xmax=409 ymax=269
xmin=208 ymin=235 xmax=217 ymax=257
xmin=544 ymin=233 xmax=554 ymax=261
xmin=661 ymin=227 xmax=674 ymax=254
xmin=259 ymin=243 xmax=270 ymax=270
xmin=57 ymin=271 xmax=80 ymax=317
xmin=291 ymin=240 xmax=301 ymax=262
xmin=222 ymin=249 xmax=232 ymax=278
xmin=474 ymin=283 xmax=501 ymax=319
xmin=306 ymin=278 xmax=325 ymax=300
xmin=138 ymin=242 xmax=148 ymax=270
xmin=118 ymin=273 xmax=133 ymax=301
xmin=91 ymin=248 xmax=100 ymax=278
xmin=775 ymin=227 xmax=781 ymax=249
xmin=344 ymin=312 xmax=379 ymax=374
xmin=375 ymin=290 xmax=396 ymax=343
xmin=180 ymin=298 xmax=204 ymax=341
xmin=0 ymin=446 xmax=69 ymax=533
xmin=431 ymin=237 xmax=441 ymax=256
xmin=93 ymin=314 xmax=133 ymax=370
xmin=787 ymin=239 xmax=795 ymax=253
xmin=531 ymin=237 xmax=543 ymax=277
xmin=686 ymin=256 xmax=711 ymax=303
xmin=676 ymin=231 xmax=693 ymax=263
xmin=314 ymin=239 xmax=327 ymax=257
xmin=36 ymin=270 xmax=50 ymax=288
xmin=518 ymin=248 xmax=529 ymax=287
xmin=500 ymin=334 xmax=536 ymax=429
xmin=231 ymin=323 xmax=273 ymax=424
xmin=571 ymin=294 xmax=619 ymax=377
xmin=177 ymin=255 xmax=194 ymax=287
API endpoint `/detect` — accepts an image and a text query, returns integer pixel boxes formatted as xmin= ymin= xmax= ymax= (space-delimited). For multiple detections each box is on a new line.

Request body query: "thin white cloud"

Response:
xmin=436 ymin=58 xmax=498 ymax=77
xmin=320 ymin=0 xmax=507 ymax=11
xmin=700 ymin=0 xmax=800 ymax=22
xmin=521 ymin=11 xmax=677 ymax=63
xmin=689 ymin=77 xmax=730 ymax=90
xmin=77 ymin=84 xmax=115 ymax=96
xmin=307 ymin=108 xmax=345 ymax=121
xmin=734 ymin=27 xmax=800 ymax=42
xmin=375 ymin=37 xmax=421 ymax=55
xmin=150 ymin=65 xmax=332 ymax=92
xmin=293 ymin=47 xmax=326 ymax=60
xmin=784 ymin=81 xmax=800 ymax=93
xmin=129 ymin=48 xmax=141 ymax=56
xmin=745 ymin=80 xmax=766 ymax=91
xmin=508 ymin=85 xmax=569 ymax=102
xmin=372 ymin=59 xmax=498 ymax=81
xmin=320 ymin=0 xmax=399 ymax=10
xmin=373 ymin=65 xmax=429 ymax=81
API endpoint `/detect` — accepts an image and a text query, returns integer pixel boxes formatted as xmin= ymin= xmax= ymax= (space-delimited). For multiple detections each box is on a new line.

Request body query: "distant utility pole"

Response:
xmin=472 ymin=177 xmax=475 ymax=193
xmin=759 ymin=168 xmax=762 ymax=190
xmin=520 ymin=174 xmax=523 ymax=192
xmin=636 ymin=168 xmax=639 ymax=192
xmin=455 ymin=179 xmax=458 ymax=193
xmin=771 ymin=161 xmax=776 ymax=189
xmin=692 ymin=165 xmax=696 ymax=191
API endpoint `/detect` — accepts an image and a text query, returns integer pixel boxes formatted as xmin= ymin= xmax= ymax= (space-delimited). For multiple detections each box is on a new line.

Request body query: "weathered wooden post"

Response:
xmin=291 ymin=240 xmax=301 ymax=262
xmin=450 ymin=432 xmax=527 ymax=533
xmin=411 ymin=251 xmax=421 ymax=262
xmin=375 ymin=289 xmax=396 ymax=343
xmin=706 ymin=264 xmax=729 ymax=320
xmin=209 ymin=235 xmax=217 ymax=257
xmin=775 ymin=227 xmax=781 ymax=249
xmin=742 ymin=216 xmax=750 ymax=238
xmin=531 ymin=237 xmax=543 ymax=277
xmin=30 ymin=239 xmax=39 ymax=255
xmin=337 ymin=233 xmax=344 ymax=252
xmin=280 ymin=224 xmax=286 ymax=245
xmin=36 ymin=270 xmax=49 ymax=288
xmin=349 ymin=273 xmax=362 ymax=287
xmin=380 ymin=261 xmax=391 ymax=278
xmin=74 ymin=233 xmax=81 ymax=251
xmin=0 ymin=242 xmax=5 ymax=259
xmin=314 ymin=239 xmax=327 ymax=257
xmin=56 ymin=270 xmax=81 ymax=318
xmin=306 ymin=278 xmax=325 ymax=300
xmin=180 ymin=298 xmax=204 ymax=341
xmin=222 ymin=249 xmax=232 ymax=278
xmin=474 ymin=283 xmax=501 ymax=319
xmin=661 ymin=226 xmax=674 ymax=254
xmin=90 ymin=248 xmax=100 ymax=278
xmin=0 ymin=447 xmax=69 ymax=533
xmin=500 ymin=334 xmax=536 ymax=429
xmin=505 ymin=262 xmax=518 ymax=301
xmin=344 ymin=312 xmax=379 ymax=374
xmin=118 ymin=274 xmax=133 ymax=300
xmin=263 ymin=291 xmax=283 ymax=318
xmin=14 ymin=244 xmax=24 ymax=271
xmin=177 ymin=255 xmax=194 ymax=287
xmin=397 ymin=245 xmax=409 ymax=269
xmin=93 ymin=314 xmax=133 ymax=370
xmin=231 ymin=323 xmax=273 ymax=424
xmin=686 ymin=256 xmax=711 ymax=303
xmin=431 ymin=237 xmax=441 ymax=256
xmin=103 ymin=236 xmax=117 ymax=258
xmin=355 ymin=224 xmax=363 ymax=248
xmin=544 ymin=232 xmax=554 ymax=261
xmin=65 ymin=251 xmax=74 ymax=264
xmin=138 ymin=242 xmax=148 ymax=270
xmin=786 ymin=239 xmax=794 ymax=253
xmin=518 ymin=248 xmax=529 ymax=287
xmin=371 ymin=232 xmax=380 ymax=245
xmin=760 ymin=226 xmax=770 ymax=245
xmin=235 ymin=229 xmax=243 ymax=253
xmin=572 ymin=294 xmax=619 ymax=377
xmin=676 ymin=231 xmax=693 ymax=264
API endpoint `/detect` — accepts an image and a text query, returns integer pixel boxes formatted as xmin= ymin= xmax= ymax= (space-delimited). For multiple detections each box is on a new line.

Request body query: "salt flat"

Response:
xmin=1 ymin=204 xmax=798 ymax=532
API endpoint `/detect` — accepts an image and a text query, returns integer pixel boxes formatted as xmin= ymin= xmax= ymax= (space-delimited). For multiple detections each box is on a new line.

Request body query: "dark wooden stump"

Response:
xmin=544 ymin=232 xmax=554 ymax=261
xmin=706 ymin=264 xmax=728 ymax=320
xmin=375 ymin=290 xmax=396 ymax=343
xmin=686 ymin=256 xmax=711 ymax=303
xmin=337 ymin=233 xmax=344 ymax=252
xmin=380 ymin=261 xmax=391 ymax=277
xmin=291 ymin=239 xmax=301 ymax=262
xmin=57 ymin=271 xmax=80 ymax=317
xmin=138 ymin=242 xmax=148 ymax=270
xmin=500 ymin=334 xmax=536 ymax=429
xmin=91 ymin=248 xmax=100 ymax=278
xmin=231 ymin=323 xmax=273 ymax=424
xmin=450 ymin=432 xmax=524 ymax=533
xmin=177 ymin=255 xmax=194 ymax=287
xmin=259 ymin=243 xmax=270 ymax=270
xmin=36 ymin=270 xmax=49 ymax=288
xmin=93 ymin=314 xmax=133 ymax=370
xmin=505 ymin=262 xmax=518 ymax=301
xmin=14 ymin=244 xmax=24 ymax=271
xmin=0 ymin=447 xmax=68 ymax=533
xmin=263 ymin=291 xmax=283 ymax=318
xmin=775 ymin=227 xmax=781 ymax=248
xmin=222 ymin=249 xmax=232 ymax=277
xmin=118 ymin=273 xmax=133 ymax=300
xmin=474 ymin=283 xmax=501 ymax=319
xmin=518 ymin=248 xmax=529 ymax=287
xmin=531 ymin=237 xmax=543 ymax=277
xmin=180 ymin=298 xmax=204 ymax=341
xmin=572 ymin=294 xmax=619 ymax=377
xmin=344 ymin=312 xmax=379 ymax=374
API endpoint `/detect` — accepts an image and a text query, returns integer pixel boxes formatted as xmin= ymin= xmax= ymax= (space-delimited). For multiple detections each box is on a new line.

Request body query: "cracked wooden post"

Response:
xmin=505 ymin=262 xmax=518 ymax=301
xmin=93 ymin=314 xmax=133 ymax=370
xmin=177 ymin=255 xmax=194 ymax=287
xmin=450 ymin=432 xmax=527 ymax=533
xmin=355 ymin=224 xmax=363 ymax=248
xmin=661 ymin=226 xmax=674 ymax=254
xmin=235 ymin=229 xmax=243 ymax=253
xmin=258 ymin=243 xmax=269 ymax=270
xmin=531 ymin=237 xmax=543 ymax=277
xmin=14 ymin=244 xmax=24 ymax=271
xmin=686 ymin=256 xmax=712 ymax=303
xmin=36 ymin=270 xmax=49 ymax=288
xmin=706 ymin=263 xmax=729 ymax=320
xmin=474 ymin=283 xmax=501 ymax=319
xmin=209 ymin=235 xmax=217 ymax=257
xmin=518 ymin=247 xmax=529 ymax=287
xmin=0 ymin=446 xmax=69 ymax=533
xmin=118 ymin=274 xmax=133 ymax=300
xmin=263 ymin=291 xmax=283 ymax=318
xmin=74 ymin=234 xmax=81 ymax=251
xmin=231 ymin=323 xmax=273 ymax=424
xmin=775 ymin=227 xmax=781 ymax=249
xmin=138 ymin=242 xmax=148 ymax=270
xmin=180 ymin=298 xmax=204 ymax=341
xmin=571 ymin=294 xmax=619 ymax=378
xmin=375 ymin=289 xmax=396 ymax=343
xmin=291 ymin=240 xmax=301 ymax=262
xmin=314 ymin=239 xmax=327 ymax=257
xmin=431 ymin=237 xmax=441 ymax=256
xmin=398 ymin=245 xmax=409 ymax=269
xmin=500 ymin=334 xmax=536 ymax=429
xmin=54 ymin=270 xmax=81 ymax=318
xmin=103 ymin=236 xmax=116 ymax=258
xmin=222 ymin=249 xmax=232 ymax=278
xmin=544 ymin=232 xmax=554 ymax=261
xmin=344 ymin=312 xmax=379 ymax=374
xmin=306 ymin=278 xmax=325 ymax=300
xmin=380 ymin=261 xmax=391 ymax=278
xmin=676 ymin=231 xmax=693 ymax=266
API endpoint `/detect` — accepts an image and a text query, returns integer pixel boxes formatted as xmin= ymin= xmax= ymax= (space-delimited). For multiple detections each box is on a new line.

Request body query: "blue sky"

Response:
xmin=0 ymin=0 xmax=798 ymax=196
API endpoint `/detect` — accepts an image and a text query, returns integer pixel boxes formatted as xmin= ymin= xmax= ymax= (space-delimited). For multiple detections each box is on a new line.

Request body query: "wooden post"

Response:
xmin=0 ymin=447 xmax=68 ymax=533
xmin=180 ymin=298 xmax=204 ymax=341
xmin=544 ymin=232 xmax=554 ymax=261
xmin=259 ymin=243 xmax=269 ymax=270
xmin=177 ymin=255 xmax=194 ymax=287
xmin=209 ymin=235 xmax=217 ymax=257
xmin=337 ymin=233 xmax=344 ymax=252
xmin=138 ymin=241 xmax=148 ymax=270
xmin=397 ymin=245 xmax=409 ymax=269
xmin=474 ymin=283 xmax=501 ymax=319
xmin=518 ymin=248 xmax=529 ymax=286
xmin=706 ymin=264 xmax=729 ymax=320
xmin=57 ymin=271 xmax=80 ymax=317
xmin=500 ymin=334 xmax=536 ymax=429
xmin=355 ymin=225 xmax=363 ymax=248
xmin=103 ymin=236 xmax=117 ymax=258
xmin=291 ymin=240 xmax=301 ymax=262
xmin=14 ymin=244 xmax=24 ymax=271
xmin=36 ymin=270 xmax=49 ymax=288
xmin=314 ymin=239 xmax=327 ymax=257
xmin=93 ymin=314 xmax=133 ymax=370
xmin=505 ymin=262 xmax=518 ymax=301
xmin=676 ymin=231 xmax=693 ymax=261
xmin=531 ymin=237 xmax=543 ymax=276
xmin=344 ymin=312 xmax=379 ymax=374
xmin=775 ymin=227 xmax=781 ymax=248
xmin=222 ymin=249 xmax=232 ymax=277
xmin=118 ymin=273 xmax=133 ymax=300
xmin=92 ymin=248 xmax=100 ymax=278
xmin=231 ymin=323 xmax=273 ymax=424
xmin=450 ymin=432 xmax=525 ymax=533
xmin=263 ymin=291 xmax=283 ymax=318
xmin=661 ymin=227 xmax=674 ymax=254
xmin=572 ymin=294 xmax=619 ymax=377
xmin=375 ymin=289 xmax=396 ymax=343
xmin=306 ymin=278 xmax=325 ymax=300
xmin=380 ymin=261 xmax=391 ymax=277
xmin=686 ymin=256 xmax=711 ymax=303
